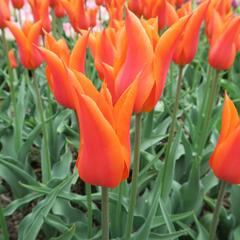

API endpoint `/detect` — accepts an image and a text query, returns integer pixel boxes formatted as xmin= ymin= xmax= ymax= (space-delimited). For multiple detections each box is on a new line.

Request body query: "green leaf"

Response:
xmin=52 ymin=148 xmax=72 ymax=178
xmin=230 ymin=185 xmax=240 ymax=224
xmin=161 ymin=128 xmax=183 ymax=201
xmin=194 ymin=215 xmax=209 ymax=240
xmin=17 ymin=124 xmax=42 ymax=163
xmin=0 ymin=203 xmax=9 ymax=240
xmin=152 ymin=211 xmax=193 ymax=229
xmin=18 ymin=175 xmax=74 ymax=240
xmin=233 ymin=226 xmax=240 ymax=240
xmin=179 ymin=160 xmax=203 ymax=212
xmin=0 ymin=156 xmax=37 ymax=186
xmin=4 ymin=193 xmax=42 ymax=217
xmin=149 ymin=230 xmax=188 ymax=240
xmin=50 ymin=224 xmax=76 ymax=240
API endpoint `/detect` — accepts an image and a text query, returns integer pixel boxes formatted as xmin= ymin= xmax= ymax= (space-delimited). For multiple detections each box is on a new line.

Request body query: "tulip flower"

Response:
xmin=173 ymin=0 xmax=209 ymax=65
xmin=0 ymin=0 xmax=10 ymax=29
xmin=177 ymin=1 xmax=192 ymax=18
xmin=88 ymin=27 xmax=117 ymax=79
xmin=6 ymin=20 xmax=43 ymax=69
xmin=152 ymin=0 xmax=178 ymax=30
xmin=208 ymin=15 xmax=240 ymax=70
xmin=209 ymin=93 xmax=240 ymax=184
xmin=8 ymin=49 xmax=18 ymax=68
xmin=95 ymin=0 xmax=104 ymax=5
xmin=11 ymin=0 xmax=24 ymax=9
xmin=73 ymin=76 xmax=137 ymax=188
xmin=38 ymin=32 xmax=88 ymax=108
xmin=214 ymin=0 xmax=232 ymax=17
xmin=105 ymin=0 xmax=125 ymax=26
xmin=52 ymin=1 xmax=65 ymax=18
xmin=90 ymin=10 xmax=189 ymax=112
xmin=61 ymin=0 xmax=98 ymax=32
xmin=128 ymin=0 xmax=143 ymax=17
xmin=28 ymin=0 xmax=51 ymax=32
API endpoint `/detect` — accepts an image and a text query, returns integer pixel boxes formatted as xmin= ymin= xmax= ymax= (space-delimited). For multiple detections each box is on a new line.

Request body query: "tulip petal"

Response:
xmin=146 ymin=16 xmax=189 ymax=110
xmin=73 ymin=71 xmax=115 ymax=126
xmin=209 ymin=17 xmax=240 ymax=70
xmin=210 ymin=124 xmax=240 ymax=184
xmin=28 ymin=20 xmax=42 ymax=44
xmin=173 ymin=1 xmax=208 ymax=65
xmin=113 ymin=80 xmax=137 ymax=179
xmin=69 ymin=31 xmax=89 ymax=73
xmin=115 ymin=10 xmax=154 ymax=100
xmin=219 ymin=93 xmax=239 ymax=142
xmin=39 ymin=47 xmax=75 ymax=108
xmin=6 ymin=21 xmax=28 ymax=52
xmin=76 ymin=94 xmax=125 ymax=188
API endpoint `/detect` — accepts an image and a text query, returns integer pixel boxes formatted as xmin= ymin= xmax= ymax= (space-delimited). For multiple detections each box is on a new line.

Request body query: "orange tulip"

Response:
xmin=128 ymin=0 xmax=143 ymax=17
xmin=8 ymin=49 xmax=18 ymax=68
xmin=173 ymin=1 xmax=209 ymax=65
xmin=177 ymin=1 xmax=192 ymax=18
xmin=6 ymin=20 xmax=43 ymax=69
xmin=11 ymin=0 xmax=24 ymax=9
xmin=209 ymin=93 xmax=240 ymax=184
xmin=61 ymin=0 xmax=98 ymax=32
xmin=105 ymin=0 xmax=125 ymax=26
xmin=208 ymin=15 xmax=240 ymax=70
xmin=38 ymin=32 xmax=88 ymax=108
xmin=51 ymin=0 xmax=65 ymax=18
xmin=28 ymin=0 xmax=51 ymax=32
xmin=73 ymin=77 xmax=137 ymax=188
xmin=95 ymin=0 xmax=104 ymax=5
xmin=0 ymin=0 xmax=10 ymax=29
xmin=90 ymin=10 xmax=189 ymax=112
xmin=152 ymin=0 xmax=178 ymax=30
xmin=88 ymin=27 xmax=117 ymax=79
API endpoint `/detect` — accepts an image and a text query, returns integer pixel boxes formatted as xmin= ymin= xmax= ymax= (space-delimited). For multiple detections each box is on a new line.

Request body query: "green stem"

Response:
xmin=124 ymin=113 xmax=142 ymax=240
xmin=1 ymin=29 xmax=15 ymax=102
xmin=196 ymin=69 xmax=219 ymax=161
xmin=209 ymin=180 xmax=227 ymax=240
xmin=160 ymin=65 xmax=184 ymax=200
xmin=115 ymin=182 xmax=123 ymax=236
xmin=0 ymin=201 xmax=9 ymax=240
xmin=32 ymin=71 xmax=51 ymax=183
xmin=85 ymin=183 xmax=93 ymax=239
xmin=1 ymin=29 xmax=9 ymax=58
xmin=18 ymin=10 xmax=22 ymax=26
xmin=1 ymin=29 xmax=21 ymax=151
xmin=101 ymin=187 xmax=109 ymax=240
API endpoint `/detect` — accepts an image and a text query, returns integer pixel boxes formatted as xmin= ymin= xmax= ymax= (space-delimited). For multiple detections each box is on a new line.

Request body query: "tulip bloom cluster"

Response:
xmin=39 ymin=10 xmax=191 ymax=187
xmin=5 ymin=0 xmax=240 ymax=188
xmin=210 ymin=94 xmax=240 ymax=184
xmin=3 ymin=0 xmax=240 ymax=239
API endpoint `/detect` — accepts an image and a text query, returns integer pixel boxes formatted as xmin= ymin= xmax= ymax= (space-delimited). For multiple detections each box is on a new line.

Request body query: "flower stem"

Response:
xmin=101 ymin=187 xmax=109 ymax=240
xmin=196 ymin=69 xmax=219 ymax=162
xmin=209 ymin=180 xmax=227 ymax=240
xmin=1 ymin=29 xmax=21 ymax=151
xmin=160 ymin=65 xmax=184 ymax=200
xmin=115 ymin=182 xmax=122 ymax=236
xmin=31 ymin=71 xmax=51 ymax=183
xmin=0 ymin=201 xmax=9 ymax=240
xmin=18 ymin=10 xmax=22 ymax=26
xmin=124 ymin=112 xmax=142 ymax=240
xmin=85 ymin=183 xmax=93 ymax=238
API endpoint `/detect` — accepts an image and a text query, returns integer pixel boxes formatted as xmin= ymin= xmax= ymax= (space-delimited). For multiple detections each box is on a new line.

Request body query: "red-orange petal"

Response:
xmin=39 ymin=47 xmax=75 ymax=108
xmin=208 ymin=16 xmax=240 ymax=70
xmin=76 ymin=94 xmax=125 ymax=188
xmin=115 ymin=10 xmax=154 ymax=104
xmin=69 ymin=31 xmax=89 ymax=73
xmin=210 ymin=124 xmax=240 ymax=184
